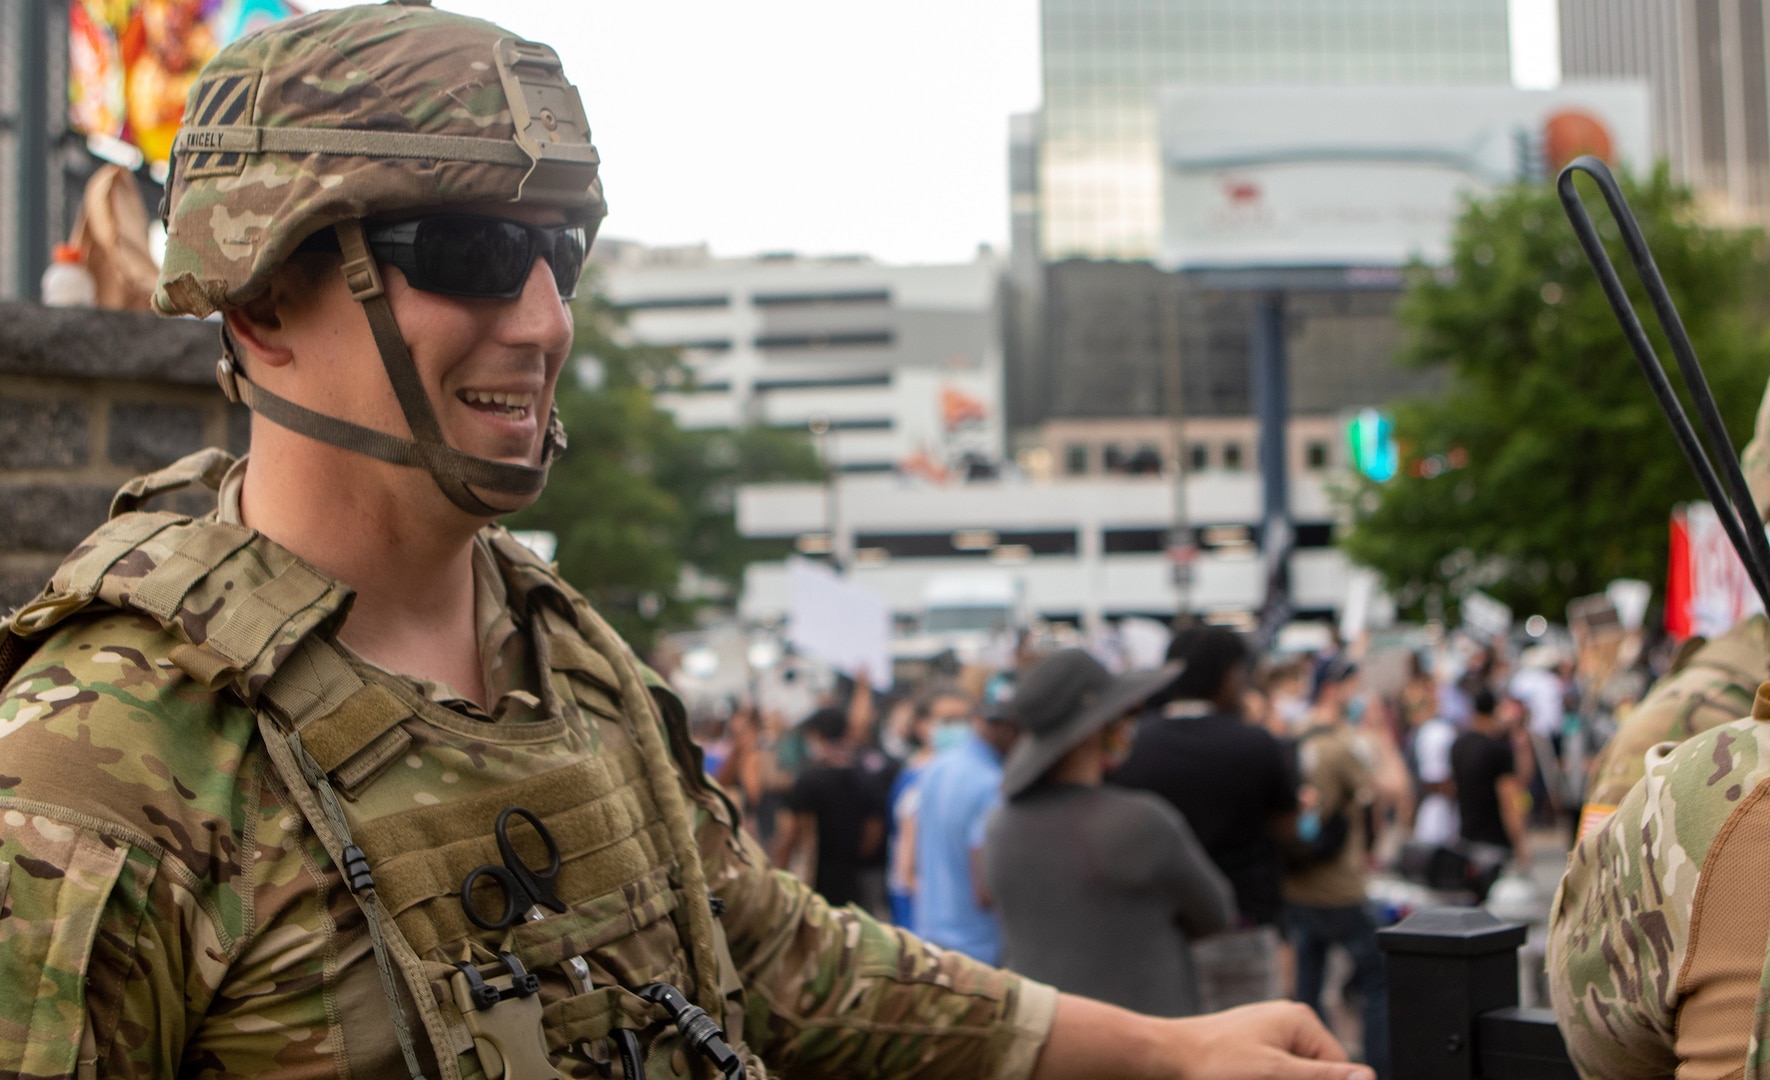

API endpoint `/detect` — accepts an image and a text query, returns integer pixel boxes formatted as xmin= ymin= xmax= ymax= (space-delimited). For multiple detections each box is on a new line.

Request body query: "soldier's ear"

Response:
xmin=224 ymin=251 xmax=346 ymax=370
xmin=223 ymin=296 xmax=294 ymax=371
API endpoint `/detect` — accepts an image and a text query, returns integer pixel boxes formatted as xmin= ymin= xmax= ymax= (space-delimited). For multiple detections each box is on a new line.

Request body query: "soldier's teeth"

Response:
xmin=460 ymin=390 xmax=534 ymax=408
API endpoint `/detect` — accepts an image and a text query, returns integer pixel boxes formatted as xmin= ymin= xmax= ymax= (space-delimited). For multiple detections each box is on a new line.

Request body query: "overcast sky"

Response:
xmin=306 ymin=0 xmax=1561 ymax=264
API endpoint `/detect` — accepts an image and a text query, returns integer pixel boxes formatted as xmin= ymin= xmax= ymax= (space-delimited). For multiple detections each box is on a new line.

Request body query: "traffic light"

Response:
xmin=1347 ymin=408 xmax=1398 ymax=483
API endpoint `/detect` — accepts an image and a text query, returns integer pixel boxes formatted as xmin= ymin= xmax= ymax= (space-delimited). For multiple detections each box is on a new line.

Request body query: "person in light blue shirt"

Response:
xmin=911 ymin=702 xmax=1020 ymax=964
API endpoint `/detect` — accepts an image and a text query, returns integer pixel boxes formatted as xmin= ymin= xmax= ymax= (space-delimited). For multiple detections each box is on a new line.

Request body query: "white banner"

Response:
xmin=1461 ymin=589 xmax=1513 ymax=640
xmin=1686 ymin=502 xmax=1765 ymax=638
xmin=786 ymin=559 xmax=894 ymax=690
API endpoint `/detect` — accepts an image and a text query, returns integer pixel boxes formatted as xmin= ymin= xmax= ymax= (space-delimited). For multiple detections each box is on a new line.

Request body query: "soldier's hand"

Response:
xmin=1165 ymin=1001 xmax=1372 ymax=1080
xmin=1034 ymin=993 xmax=1373 ymax=1080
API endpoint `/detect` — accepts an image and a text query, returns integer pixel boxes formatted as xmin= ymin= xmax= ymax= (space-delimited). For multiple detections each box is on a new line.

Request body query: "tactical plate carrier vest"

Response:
xmin=0 ymin=452 xmax=754 ymax=1080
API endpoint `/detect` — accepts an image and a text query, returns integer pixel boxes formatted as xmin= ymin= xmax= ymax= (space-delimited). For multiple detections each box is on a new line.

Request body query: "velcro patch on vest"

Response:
xmin=302 ymin=684 xmax=415 ymax=775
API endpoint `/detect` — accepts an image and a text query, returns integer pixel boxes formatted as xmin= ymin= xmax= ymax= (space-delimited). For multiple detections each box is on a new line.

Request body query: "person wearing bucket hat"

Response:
xmin=997 ymin=649 xmax=1188 ymax=799
xmin=985 ymin=649 xmax=1234 ymax=1016
xmin=0 ymin=3 xmax=1375 ymax=1079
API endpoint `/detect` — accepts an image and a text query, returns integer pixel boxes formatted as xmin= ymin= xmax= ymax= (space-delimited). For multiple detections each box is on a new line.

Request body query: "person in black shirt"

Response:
xmin=1108 ymin=626 xmax=1300 ymax=1011
xmin=774 ymin=705 xmax=884 ymax=908
xmin=1450 ymin=689 xmax=1528 ymax=859
xmin=847 ymin=674 xmax=902 ymax=919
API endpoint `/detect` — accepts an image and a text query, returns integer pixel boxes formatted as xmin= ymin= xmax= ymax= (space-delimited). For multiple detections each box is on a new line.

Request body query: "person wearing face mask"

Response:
xmin=984 ymin=649 xmax=1233 ymax=1016
xmin=911 ymin=680 xmax=1022 ymax=964
xmin=888 ymin=687 xmax=973 ymax=926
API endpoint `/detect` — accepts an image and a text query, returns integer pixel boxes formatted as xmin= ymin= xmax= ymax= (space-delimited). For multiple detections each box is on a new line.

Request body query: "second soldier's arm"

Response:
xmin=1549 ymin=715 xmax=1770 ymax=1079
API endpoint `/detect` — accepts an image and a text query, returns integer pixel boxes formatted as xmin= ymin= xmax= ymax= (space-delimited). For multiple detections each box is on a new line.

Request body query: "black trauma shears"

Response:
xmin=460 ymin=806 xmax=594 ymax=994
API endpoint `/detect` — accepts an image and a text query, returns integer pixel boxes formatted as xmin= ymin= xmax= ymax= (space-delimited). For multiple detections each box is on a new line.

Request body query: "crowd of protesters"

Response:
xmin=680 ymin=615 xmax=1627 ymax=1080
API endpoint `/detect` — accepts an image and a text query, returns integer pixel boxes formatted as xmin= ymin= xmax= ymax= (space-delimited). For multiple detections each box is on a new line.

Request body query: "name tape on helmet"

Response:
xmin=173 ymin=125 xmax=533 ymax=167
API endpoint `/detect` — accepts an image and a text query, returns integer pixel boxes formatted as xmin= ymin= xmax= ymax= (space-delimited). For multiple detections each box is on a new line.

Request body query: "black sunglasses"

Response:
xmin=299 ymin=215 xmax=587 ymax=300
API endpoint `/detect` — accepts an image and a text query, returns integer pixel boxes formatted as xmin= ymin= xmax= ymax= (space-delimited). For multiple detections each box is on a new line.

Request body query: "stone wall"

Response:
xmin=0 ymin=300 xmax=245 ymax=610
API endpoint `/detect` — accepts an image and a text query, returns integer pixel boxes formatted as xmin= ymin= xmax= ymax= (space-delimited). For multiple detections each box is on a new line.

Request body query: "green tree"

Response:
xmin=505 ymin=271 xmax=822 ymax=647
xmin=1340 ymin=168 xmax=1770 ymax=622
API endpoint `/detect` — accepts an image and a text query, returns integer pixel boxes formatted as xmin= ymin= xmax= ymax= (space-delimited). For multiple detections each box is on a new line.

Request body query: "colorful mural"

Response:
xmin=69 ymin=0 xmax=301 ymax=164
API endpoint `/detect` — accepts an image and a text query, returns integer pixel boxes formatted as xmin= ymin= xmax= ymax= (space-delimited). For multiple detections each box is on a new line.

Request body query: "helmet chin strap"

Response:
xmin=216 ymin=219 xmax=567 ymax=518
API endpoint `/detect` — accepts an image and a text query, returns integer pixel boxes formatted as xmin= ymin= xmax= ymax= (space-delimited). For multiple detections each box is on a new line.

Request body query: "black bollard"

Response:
xmin=1377 ymin=908 xmax=1527 ymax=1080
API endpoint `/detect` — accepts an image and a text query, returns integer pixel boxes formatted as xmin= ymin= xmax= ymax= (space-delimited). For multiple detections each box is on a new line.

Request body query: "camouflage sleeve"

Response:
xmin=690 ymin=783 xmax=1057 ymax=1080
xmin=1 ymin=616 xmax=263 ymax=1078
xmin=1579 ymin=616 xmax=1769 ymax=838
xmin=0 ymin=812 xmax=183 ymax=1079
xmin=1548 ymin=716 xmax=1770 ymax=1079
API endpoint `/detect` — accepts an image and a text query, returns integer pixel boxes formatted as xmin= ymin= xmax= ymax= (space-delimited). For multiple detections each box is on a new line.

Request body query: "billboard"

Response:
xmin=70 ymin=0 xmax=303 ymax=166
xmin=1159 ymin=83 xmax=1652 ymax=270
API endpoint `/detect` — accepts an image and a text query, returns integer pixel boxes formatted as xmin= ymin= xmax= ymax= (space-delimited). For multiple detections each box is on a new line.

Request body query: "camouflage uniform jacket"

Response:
xmin=1577 ymin=615 xmax=1770 ymax=839
xmin=0 ymin=458 xmax=1056 ymax=1080
xmin=1548 ymin=688 xmax=1770 ymax=1080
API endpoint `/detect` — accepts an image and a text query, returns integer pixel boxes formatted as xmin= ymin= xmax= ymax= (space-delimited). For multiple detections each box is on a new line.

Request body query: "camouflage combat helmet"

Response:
xmin=154 ymin=0 xmax=603 ymax=515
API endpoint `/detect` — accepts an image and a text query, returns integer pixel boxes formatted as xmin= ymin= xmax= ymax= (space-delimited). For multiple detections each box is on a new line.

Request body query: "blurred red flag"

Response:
xmin=1666 ymin=507 xmax=1692 ymax=640
xmin=941 ymin=385 xmax=987 ymax=432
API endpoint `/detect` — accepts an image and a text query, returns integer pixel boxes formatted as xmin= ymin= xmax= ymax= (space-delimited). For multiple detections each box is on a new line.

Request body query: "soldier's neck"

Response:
xmin=237 ymin=447 xmax=490 ymax=707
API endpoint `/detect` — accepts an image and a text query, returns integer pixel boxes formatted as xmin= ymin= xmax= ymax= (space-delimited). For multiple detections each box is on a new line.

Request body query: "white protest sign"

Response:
xmin=1119 ymin=618 xmax=1173 ymax=672
xmin=1685 ymin=502 xmax=1766 ymax=637
xmin=787 ymin=559 xmax=894 ymax=690
xmin=1461 ymin=589 xmax=1513 ymax=640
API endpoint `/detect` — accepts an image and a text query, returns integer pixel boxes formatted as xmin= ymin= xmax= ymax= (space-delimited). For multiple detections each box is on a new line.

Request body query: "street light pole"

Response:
xmin=809 ymin=415 xmax=843 ymax=574
xmin=1163 ymin=285 xmax=1194 ymax=618
xmin=17 ymin=0 xmax=53 ymax=302
xmin=1252 ymin=290 xmax=1292 ymax=646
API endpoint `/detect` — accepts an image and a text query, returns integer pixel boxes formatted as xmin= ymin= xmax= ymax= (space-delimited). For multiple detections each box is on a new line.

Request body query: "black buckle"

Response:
xmin=453 ymin=952 xmax=540 ymax=1012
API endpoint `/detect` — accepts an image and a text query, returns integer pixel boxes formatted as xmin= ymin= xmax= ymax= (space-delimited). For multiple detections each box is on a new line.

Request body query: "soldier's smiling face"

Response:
xmin=376 ymin=203 xmax=575 ymax=484
xmin=251 ymin=202 xmax=575 ymax=517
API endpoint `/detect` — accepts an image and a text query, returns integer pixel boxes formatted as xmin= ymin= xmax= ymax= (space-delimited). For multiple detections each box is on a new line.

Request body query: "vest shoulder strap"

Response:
xmin=6 ymin=511 xmax=354 ymax=708
xmin=483 ymin=527 xmax=707 ymax=788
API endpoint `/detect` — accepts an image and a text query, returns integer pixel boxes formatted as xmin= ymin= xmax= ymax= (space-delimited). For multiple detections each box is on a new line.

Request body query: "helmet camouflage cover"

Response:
xmin=154 ymin=0 xmax=606 ymax=318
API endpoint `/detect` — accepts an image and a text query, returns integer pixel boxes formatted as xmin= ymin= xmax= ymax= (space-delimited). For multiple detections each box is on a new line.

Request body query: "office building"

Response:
xmin=735 ymin=470 xmax=1350 ymax=630
xmin=598 ymin=243 xmax=1004 ymax=475
xmin=1015 ymin=259 xmax=1449 ymax=473
xmin=1039 ymin=0 xmax=1513 ymax=261
xmin=1004 ymin=111 xmax=1045 ymax=436
xmin=1562 ymin=0 xmax=1770 ymax=223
